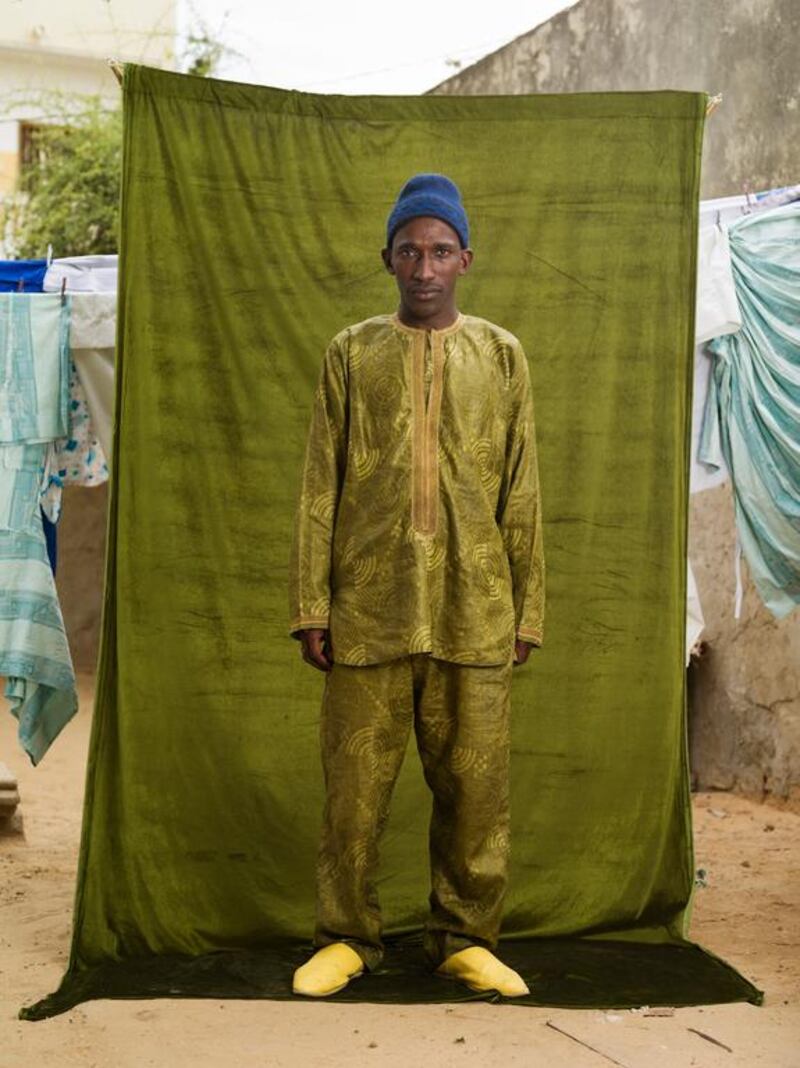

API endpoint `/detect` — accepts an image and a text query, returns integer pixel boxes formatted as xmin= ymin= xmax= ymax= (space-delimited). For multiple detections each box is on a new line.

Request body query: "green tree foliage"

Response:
xmin=2 ymin=95 xmax=122 ymax=258
xmin=1 ymin=19 xmax=234 ymax=259
xmin=183 ymin=29 xmax=227 ymax=78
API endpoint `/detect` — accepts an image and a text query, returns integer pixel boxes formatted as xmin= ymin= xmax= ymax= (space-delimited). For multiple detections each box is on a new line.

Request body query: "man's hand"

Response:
xmin=513 ymin=638 xmax=536 ymax=666
xmin=300 ymin=628 xmax=334 ymax=672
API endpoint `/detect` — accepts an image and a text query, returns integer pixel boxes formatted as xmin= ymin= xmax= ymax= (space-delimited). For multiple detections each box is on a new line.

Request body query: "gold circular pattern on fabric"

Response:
xmin=345 ymin=725 xmax=377 ymax=759
xmin=343 ymin=840 xmax=370 ymax=872
xmin=483 ymin=335 xmax=514 ymax=390
xmin=487 ymin=828 xmax=510 ymax=852
xmin=309 ymin=490 xmax=337 ymax=522
xmin=352 ymin=446 xmax=381 ymax=480
xmin=450 ymin=746 xmax=480 ymax=774
xmin=348 ymin=342 xmax=365 ymax=371
xmin=502 ymin=526 xmax=526 ymax=552
xmin=470 ymin=437 xmax=503 ymax=493
xmin=367 ymin=370 xmax=404 ymax=413
xmin=309 ymin=595 xmax=331 ymax=617
xmin=422 ymin=540 xmax=446 ymax=572
xmin=472 ymin=543 xmax=506 ymax=601
xmin=408 ymin=625 xmax=432 ymax=653
xmin=339 ymin=537 xmax=378 ymax=588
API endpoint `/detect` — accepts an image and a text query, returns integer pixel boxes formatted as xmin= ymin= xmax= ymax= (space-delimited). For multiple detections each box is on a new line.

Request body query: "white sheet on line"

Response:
xmin=44 ymin=255 xmax=118 ymax=295
xmin=69 ymin=293 xmax=116 ymax=460
xmin=695 ymin=223 xmax=741 ymax=345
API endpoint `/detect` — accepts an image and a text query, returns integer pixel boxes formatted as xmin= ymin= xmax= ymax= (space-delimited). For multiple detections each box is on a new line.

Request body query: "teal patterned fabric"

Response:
xmin=701 ymin=202 xmax=800 ymax=617
xmin=0 ymin=294 xmax=77 ymax=763
xmin=0 ymin=294 xmax=70 ymax=444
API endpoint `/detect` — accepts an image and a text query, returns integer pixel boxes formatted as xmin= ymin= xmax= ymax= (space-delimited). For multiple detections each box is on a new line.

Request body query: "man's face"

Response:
xmin=381 ymin=216 xmax=473 ymax=321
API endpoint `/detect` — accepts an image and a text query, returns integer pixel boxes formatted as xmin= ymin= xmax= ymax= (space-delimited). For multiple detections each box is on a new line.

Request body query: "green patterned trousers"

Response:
xmin=314 ymin=651 xmax=514 ymax=970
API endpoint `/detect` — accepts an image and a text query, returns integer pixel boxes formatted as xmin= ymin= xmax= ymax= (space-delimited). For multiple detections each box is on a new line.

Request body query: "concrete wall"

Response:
xmin=432 ymin=0 xmax=800 ymax=801
xmin=688 ymin=485 xmax=800 ymax=799
xmin=430 ymin=0 xmax=799 ymax=201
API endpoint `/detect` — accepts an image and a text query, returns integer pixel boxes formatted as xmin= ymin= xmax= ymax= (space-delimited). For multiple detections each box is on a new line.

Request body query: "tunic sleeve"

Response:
xmin=496 ymin=342 xmax=545 ymax=646
xmin=288 ymin=333 xmax=349 ymax=640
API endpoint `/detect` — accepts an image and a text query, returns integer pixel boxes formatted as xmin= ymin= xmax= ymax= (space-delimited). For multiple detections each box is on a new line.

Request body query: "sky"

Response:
xmin=180 ymin=1 xmax=578 ymax=95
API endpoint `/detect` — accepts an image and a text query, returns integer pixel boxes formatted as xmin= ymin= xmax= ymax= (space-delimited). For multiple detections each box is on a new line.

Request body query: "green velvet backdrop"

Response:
xmin=22 ymin=66 xmax=762 ymax=1018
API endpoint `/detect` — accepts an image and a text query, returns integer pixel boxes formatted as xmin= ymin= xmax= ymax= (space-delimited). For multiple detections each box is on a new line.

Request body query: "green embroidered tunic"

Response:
xmin=288 ymin=311 xmax=545 ymax=666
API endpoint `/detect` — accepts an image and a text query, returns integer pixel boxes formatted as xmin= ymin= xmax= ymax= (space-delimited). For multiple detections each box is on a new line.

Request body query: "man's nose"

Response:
xmin=413 ymin=252 xmax=436 ymax=280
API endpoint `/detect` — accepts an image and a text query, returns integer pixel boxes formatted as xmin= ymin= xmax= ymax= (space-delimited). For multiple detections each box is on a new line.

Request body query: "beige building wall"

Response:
xmin=430 ymin=0 xmax=800 ymax=802
xmin=0 ymin=0 xmax=177 ymax=196
xmin=0 ymin=0 xmax=177 ymax=60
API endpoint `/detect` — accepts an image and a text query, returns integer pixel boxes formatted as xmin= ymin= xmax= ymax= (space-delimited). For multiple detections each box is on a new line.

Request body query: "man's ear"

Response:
xmin=458 ymin=248 xmax=474 ymax=276
xmin=381 ymin=247 xmax=395 ymax=274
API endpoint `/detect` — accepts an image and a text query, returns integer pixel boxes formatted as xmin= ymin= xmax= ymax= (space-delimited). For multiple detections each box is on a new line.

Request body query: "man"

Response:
xmin=288 ymin=173 xmax=544 ymax=998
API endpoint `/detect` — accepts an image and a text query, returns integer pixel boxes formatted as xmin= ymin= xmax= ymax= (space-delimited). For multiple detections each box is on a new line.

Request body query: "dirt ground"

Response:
xmin=1 ymin=674 xmax=798 ymax=1068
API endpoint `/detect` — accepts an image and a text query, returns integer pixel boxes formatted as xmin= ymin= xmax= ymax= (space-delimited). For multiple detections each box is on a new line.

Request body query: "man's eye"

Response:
xmin=436 ymin=248 xmax=452 ymax=257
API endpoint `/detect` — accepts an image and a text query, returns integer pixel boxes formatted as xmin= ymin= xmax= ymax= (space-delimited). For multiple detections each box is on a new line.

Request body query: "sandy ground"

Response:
xmin=1 ymin=674 xmax=798 ymax=1068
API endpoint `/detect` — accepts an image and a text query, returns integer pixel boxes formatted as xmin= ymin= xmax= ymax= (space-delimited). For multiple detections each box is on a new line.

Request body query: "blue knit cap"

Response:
xmin=386 ymin=173 xmax=469 ymax=249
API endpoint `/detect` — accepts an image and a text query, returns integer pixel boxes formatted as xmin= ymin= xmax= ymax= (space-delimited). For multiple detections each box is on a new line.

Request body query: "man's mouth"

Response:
xmin=412 ymin=288 xmax=441 ymax=298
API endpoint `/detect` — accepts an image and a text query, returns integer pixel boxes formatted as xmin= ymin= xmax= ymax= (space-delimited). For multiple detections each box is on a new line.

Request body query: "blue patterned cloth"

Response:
xmin=0 ymin=295 xmax=77 ymax=762
xmin=700 ymin=201 xmax=800 ymax=618
xmin=40 ymin=357 xmax=109 ymax=524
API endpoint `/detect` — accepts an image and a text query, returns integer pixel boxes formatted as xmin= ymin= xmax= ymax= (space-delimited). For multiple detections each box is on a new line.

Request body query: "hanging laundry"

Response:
xmin=0 ymin=450 xmax=77 ymax=763
xmin=695 ymin=224 xmax=741 ymax=344
xmin=39 ymin=359 xmax=109 ymax=524
xmin=0 ymin=293 xmax=70 ymax=444
xmin=700 ymin=200 xmax=800 ymax=618
xmin=43 ymin=254 xmax=118 ymax=295
xmin=0 ymin=259 xmax=47 ymax=293
xmin=753 ymin=183 xmax=800 ymax=209
xmin=0 ymin=444 xmax=48 ymax=535
xmin=690 ymin=186 xmax=797 ymax=496
xmin=690 ymin=345 xmax=730 ymax=493
xmin=69 ymin=293 xmax=116 ymax=459
xmin=0 ymin=292 xmax=77 ymax=762
xmin=686 ymin=558 xmax=705 ymax=664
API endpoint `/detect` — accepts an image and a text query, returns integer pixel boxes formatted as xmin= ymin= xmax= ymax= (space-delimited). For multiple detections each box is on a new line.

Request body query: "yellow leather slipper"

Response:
xmin=435 ymin=947 xmax=530 ymax=997
xmin=292 ymin=943 xmax=365 ymax=997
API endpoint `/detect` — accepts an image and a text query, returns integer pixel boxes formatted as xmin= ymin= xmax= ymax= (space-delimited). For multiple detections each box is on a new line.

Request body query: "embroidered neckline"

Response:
xmin=391 ymin=311 xmax=465 ymax=337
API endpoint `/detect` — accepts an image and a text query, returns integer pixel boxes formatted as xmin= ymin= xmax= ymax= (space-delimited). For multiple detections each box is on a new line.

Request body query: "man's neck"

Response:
xmin=396 ymin=303 xmax=460 ymax=331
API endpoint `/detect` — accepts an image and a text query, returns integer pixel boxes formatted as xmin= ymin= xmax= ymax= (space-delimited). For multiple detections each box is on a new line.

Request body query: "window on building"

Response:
xmin=19 ymin=122 xmax=48 ymax=173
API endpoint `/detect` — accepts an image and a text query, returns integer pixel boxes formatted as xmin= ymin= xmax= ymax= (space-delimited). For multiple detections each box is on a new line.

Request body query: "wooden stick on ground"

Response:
xmin=545 ymin=1020 xmax=630 ymax=1068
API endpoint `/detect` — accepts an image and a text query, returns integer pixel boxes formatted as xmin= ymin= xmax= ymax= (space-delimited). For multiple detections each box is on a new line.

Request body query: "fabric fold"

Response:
xmin=0 ymin=294 xmax=77 ymax=763
xmin=701 ymin=201 xmax=800 ymax=618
